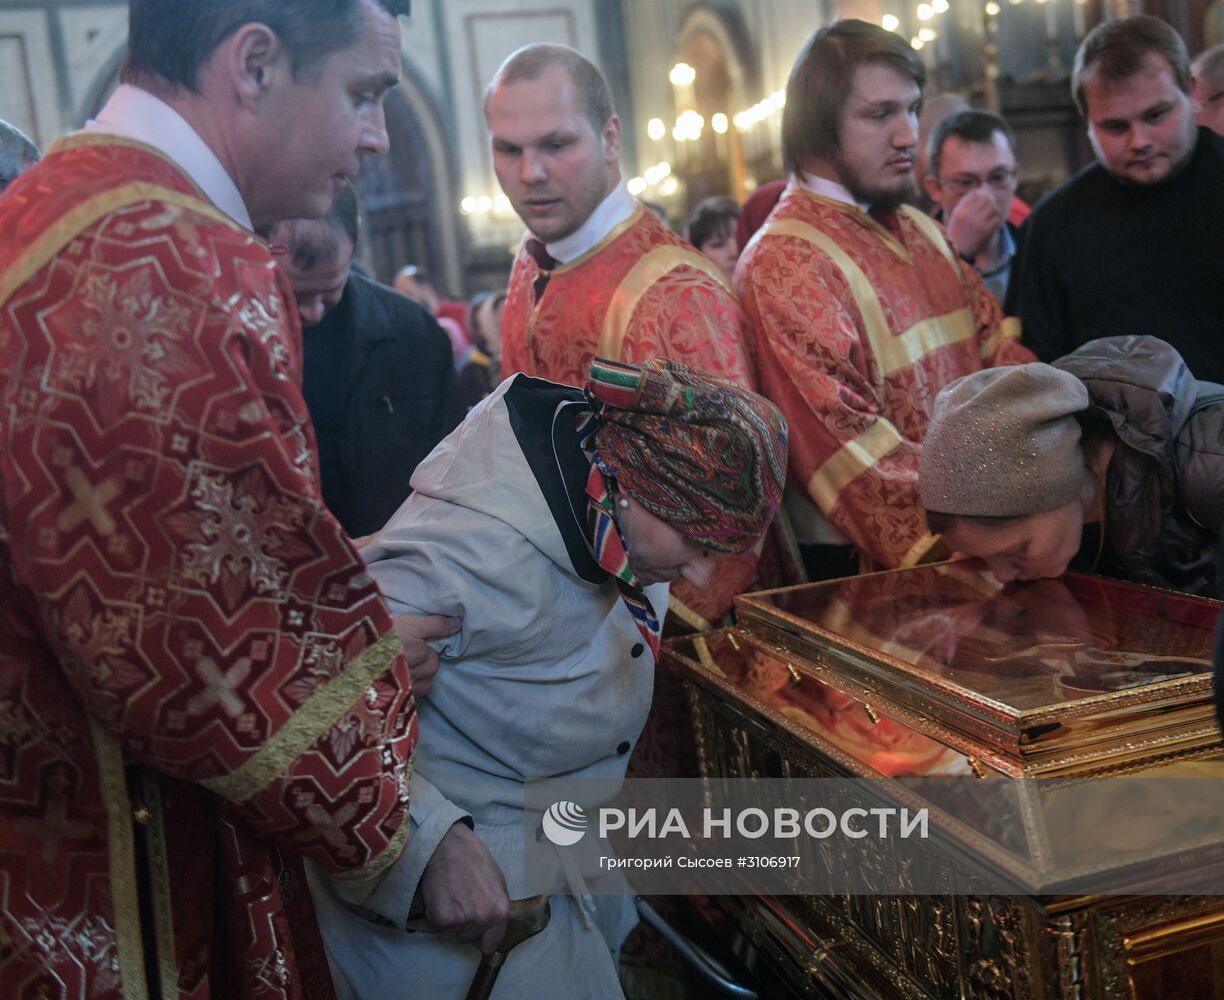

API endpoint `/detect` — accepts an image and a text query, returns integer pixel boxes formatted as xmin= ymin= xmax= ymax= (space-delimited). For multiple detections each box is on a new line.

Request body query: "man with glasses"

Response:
xmin=1006 ymin=16 xmax=1224 ymax=383
xmin=924 ymin=110 xmax=1021 ymax=301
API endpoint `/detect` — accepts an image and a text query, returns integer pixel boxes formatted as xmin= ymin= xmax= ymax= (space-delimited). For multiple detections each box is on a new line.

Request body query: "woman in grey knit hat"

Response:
xmin=919 ymin=336 xmax=1224 ymax=596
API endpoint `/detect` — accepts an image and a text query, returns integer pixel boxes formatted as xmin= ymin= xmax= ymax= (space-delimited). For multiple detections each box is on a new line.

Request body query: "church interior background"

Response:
xmin=2 ymin=0 xmax=1216 ymax=297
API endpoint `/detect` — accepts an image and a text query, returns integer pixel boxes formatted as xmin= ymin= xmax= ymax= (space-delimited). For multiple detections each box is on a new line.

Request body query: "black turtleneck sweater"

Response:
xmin=1006 ymin=127 xmax=1224 ymax=385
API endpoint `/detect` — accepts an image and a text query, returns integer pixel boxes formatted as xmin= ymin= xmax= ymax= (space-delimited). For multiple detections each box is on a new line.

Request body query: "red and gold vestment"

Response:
xmin=737 ymin=187 xmax=1033 ymax=570
xmin=0 ymin=137 xmax=418 ymax=1000
xmin=501 ymin=206 xmax=760 ymax=626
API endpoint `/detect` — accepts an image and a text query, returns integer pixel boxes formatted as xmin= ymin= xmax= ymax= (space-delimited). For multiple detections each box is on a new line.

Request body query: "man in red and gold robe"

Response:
xmin=0 ymin=3 xmax=484 ymax=998
xmin=491 ymin=44 xmax=760 ymax=628
xmin=738 ymin=20 xmax=1033 ymax=578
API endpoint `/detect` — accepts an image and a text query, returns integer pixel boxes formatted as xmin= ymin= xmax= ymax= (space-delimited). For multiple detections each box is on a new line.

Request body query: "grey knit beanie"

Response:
xmin=920 ymin=364 xmax=1090 ymax=517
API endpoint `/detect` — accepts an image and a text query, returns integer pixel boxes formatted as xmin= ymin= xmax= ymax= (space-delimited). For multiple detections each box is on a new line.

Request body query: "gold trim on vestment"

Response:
xmin=754 ymin=220 xmax=979 ymax=379
xmin=898 ymin=532 xmax=943 ymax=570
xmin=89 ymin=720 xmax=150 ymax=1000
xmin=900 ymin=206 xmax=969 ymax=301
xmin=755 ymin=218 xmax=892 ymax=388
xmin=668 ymin=594 xmax=714 ymax=634
xmin=331 ymin=749 xmax=415 ymax=883
xmin=140 ymin=771 xmax=179 ymax=1000
xmin=806 ymin=420 xmax=906 ymax=515
xmin=979 ymin=316 xmax=1023 ymax=362
xmin=552 ymin=204 xmax=646 ymax=276
xmin=202 ymin=629 xmax=403 ymax=804
xmin=525 ymin=206 xmax=647 ymax=362
xmin=43 ymin=135 xmax=273 ymax=250
xmin=784 ymin=188 xmax=912 ymax=261
xmin=899 ymin=205 xmax=960 ymax=272
xmin=597 ymin=245 xmax=733 ymax=361
xmin=525 ymin=306 xmax=542 ymax=366
xmin=47 ymin=133 xmax=214 ymax=204
xmin=876 ymin=308 xmax=977 ymax=377
xmin=0 ymin=183 xmax=242 ymax=312
xmin=758 ymin=205 xmax=975 ymax=569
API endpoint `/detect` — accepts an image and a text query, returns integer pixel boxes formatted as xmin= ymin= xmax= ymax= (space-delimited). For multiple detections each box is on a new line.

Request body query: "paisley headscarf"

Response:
xmin=583 ymin=357 xmax=788 ymax=554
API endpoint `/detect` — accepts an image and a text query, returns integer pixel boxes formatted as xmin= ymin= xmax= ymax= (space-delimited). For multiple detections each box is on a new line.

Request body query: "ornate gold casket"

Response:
xmin=656 ymin=562 xmax=1224 ymax=999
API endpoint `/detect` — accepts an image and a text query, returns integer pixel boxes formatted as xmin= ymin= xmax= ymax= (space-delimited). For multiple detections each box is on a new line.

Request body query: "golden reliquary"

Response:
xmin=655 ymin=562 xmax=1224 ymax=999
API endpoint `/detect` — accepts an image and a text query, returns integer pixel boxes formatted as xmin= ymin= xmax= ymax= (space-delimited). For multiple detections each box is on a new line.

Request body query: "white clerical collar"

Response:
xmin=83 ymin=84 xmax=253 ymax=230
xmin=797 ymin=172 xmax=869 ymax=213
xmin=546 ymin=178 xmax=636 ymax=264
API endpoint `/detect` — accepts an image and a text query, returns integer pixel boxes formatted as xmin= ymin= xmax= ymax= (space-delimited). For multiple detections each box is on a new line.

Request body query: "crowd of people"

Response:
xmin=1 ymin=2 xmax=1222 ymax=999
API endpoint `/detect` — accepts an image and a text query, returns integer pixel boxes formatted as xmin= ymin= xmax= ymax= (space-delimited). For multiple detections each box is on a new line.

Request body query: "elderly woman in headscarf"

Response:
xmin=919 ymin=335 xmax=1224 ymax=596
xmin=305 ymin=357 xmax=788 ymax=999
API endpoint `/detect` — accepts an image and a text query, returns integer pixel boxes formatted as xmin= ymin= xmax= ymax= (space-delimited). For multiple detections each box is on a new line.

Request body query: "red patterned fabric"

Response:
xmin=0 ymin=137 xmax=417 ymax=999
xmin=737 ymin=186 xmax=1034 ymax=570
xmin=501 ymin=206 xmax=762 ymax=624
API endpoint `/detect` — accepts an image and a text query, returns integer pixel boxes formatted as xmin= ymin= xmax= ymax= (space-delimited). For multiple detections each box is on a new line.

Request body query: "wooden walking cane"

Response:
xmin=464 ymin=896 xmax=551 ymax=1000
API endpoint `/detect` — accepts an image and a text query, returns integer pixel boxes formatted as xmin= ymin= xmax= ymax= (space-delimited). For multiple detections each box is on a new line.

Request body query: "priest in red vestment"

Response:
xmin=0 ymin=3 xmax=466 ymax=998
xmin=737 ymin=20 xmax=1033 ymax=577
xmin=491 ymin=44 xmax=761 ymax=629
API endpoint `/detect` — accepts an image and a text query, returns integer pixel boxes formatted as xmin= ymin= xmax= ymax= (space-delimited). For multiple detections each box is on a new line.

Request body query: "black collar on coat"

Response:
xmin=502 ymin=375 xmax=608 ymax=585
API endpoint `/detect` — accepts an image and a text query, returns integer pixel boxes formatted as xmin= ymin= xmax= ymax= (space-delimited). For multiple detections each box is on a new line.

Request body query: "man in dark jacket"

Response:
xmin=268 ymin=185 xmax=462 ymax=537
xmin=1006 ymin=16 xmax=1224 ymax=384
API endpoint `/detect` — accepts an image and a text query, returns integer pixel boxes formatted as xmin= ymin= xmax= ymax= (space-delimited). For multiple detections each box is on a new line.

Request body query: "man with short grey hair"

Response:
xmin=0 ymin=1 xmax=459 ymax=996
xmin=0 ymin=118 xmax=39 ymax=191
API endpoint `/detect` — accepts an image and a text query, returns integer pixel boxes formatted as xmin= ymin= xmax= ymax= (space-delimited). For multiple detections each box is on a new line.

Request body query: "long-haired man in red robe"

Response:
xmin=736 ymin=19 xmax=1034 ymax=582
